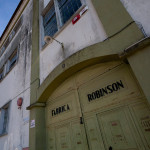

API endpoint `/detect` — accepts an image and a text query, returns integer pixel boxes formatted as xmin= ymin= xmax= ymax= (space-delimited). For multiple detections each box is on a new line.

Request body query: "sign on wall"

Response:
xmin=87 ymin=80 xmax=125 ymax=102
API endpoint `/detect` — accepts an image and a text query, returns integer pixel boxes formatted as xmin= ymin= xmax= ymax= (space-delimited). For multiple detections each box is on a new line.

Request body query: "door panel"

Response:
xmin=46 ymin=90 xmax=89 ymax=150
xmin=85 ymin=116 xmax=105 ymax=150
xmin=47 ymin=122 xmax=88 ymax=150
xmin=130 ymin=103 xmax=150 ymax=149
xmin=56 ymin=124 xmax=71 ymax=150
xmin=46 ymin=90 xmax=81 ymax=126
xmin=78 ymin=65 xmax=142 ymax=114
xmin=71 ymin=122 xmax=88 ymax=150
xmin=47 ymin=128 xmax=56 ymax=150
xmin=46 ymin=63 xmax=149 ymax=150
xmin=97 ymin=108 xmax=142 ymax=150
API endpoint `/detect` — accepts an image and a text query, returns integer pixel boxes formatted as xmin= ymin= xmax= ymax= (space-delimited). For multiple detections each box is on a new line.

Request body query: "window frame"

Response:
xmin=42 ymin=0 xmax=85 ymax=39
xmin=0 ymin=16 xmax=22 ymax=57
xmin=0 ymin=47 xmax=19 ymax=82
xmin=6 ymin=49 xmax=18 ymax=74
xmin=0 ymin=67 xmax=4 ymax=82
xmin=0 ymin=102 xmax=10 ymax=136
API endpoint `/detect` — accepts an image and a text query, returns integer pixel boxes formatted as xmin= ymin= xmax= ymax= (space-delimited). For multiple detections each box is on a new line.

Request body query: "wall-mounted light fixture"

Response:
xmin=44 ymin=36 xmax=64 ymax=50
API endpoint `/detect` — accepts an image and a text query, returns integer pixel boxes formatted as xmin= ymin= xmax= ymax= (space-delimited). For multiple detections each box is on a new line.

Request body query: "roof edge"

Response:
xmin=0 ymin=0 xmax=24 ymax=41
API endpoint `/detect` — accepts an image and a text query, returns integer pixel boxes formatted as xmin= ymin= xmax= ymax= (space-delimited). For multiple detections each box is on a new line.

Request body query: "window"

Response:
xmin=0 ymin=46 xmax=5 ymax=57
xmin=13 ymin=17 xmax=22 ymax=33
xmin=44 ymin=3 xmax=58 ymax=37
xmin=0 ymin=103 xmax=10 ymax=136
xmin=0 ymin=17 xmax=22 ymax=57
xmin=9 ymin=30 xmax=15 ymax=41
xmin=0 ymin=48 xmax=18 ymax=79
xmin=7 ymin=49 xmax=18 ymax=72
xmin=43 ymin=0 xmax=82 ymax=37
xmin=0 ymin=67 xmax=4 ymax=82
xmin=4 ymin=39 xmax=9 ymax=49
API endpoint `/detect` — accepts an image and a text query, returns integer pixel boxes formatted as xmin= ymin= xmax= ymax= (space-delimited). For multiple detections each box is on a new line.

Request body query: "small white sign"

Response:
xmin=30 ymin=119 xmax=35 ymax=128
xmin=80 ymin=6 xmax=88 ymax=16
xmin=23 ymin=116 xmax=29 ymax=124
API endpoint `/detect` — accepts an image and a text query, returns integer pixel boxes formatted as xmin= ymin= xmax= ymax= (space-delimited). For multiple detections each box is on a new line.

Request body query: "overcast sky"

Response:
xmin=0 ymin=0 xmax=20 ymax=36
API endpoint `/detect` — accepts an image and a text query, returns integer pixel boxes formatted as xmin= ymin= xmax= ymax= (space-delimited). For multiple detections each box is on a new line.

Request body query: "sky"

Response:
xmin=0 ymin=0 xmax=20 ymax=37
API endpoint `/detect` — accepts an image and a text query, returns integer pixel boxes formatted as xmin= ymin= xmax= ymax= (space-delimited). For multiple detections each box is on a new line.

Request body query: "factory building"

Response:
xmin=0 ymin=0 xmax=150 ymax=150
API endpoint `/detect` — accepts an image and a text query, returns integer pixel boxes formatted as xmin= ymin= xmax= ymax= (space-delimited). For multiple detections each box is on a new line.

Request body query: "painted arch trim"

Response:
xmin=33 ymin=24 xmax=143 ymax=105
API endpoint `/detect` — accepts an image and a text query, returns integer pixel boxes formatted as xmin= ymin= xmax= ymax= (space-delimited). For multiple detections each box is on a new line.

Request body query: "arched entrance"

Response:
xmin=46 ymin=61 xmax=150 ymax=150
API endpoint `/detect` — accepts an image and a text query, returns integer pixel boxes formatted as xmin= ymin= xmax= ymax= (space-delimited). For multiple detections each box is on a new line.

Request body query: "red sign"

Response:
xmin=72 ymin=6 xmax=88 ymax=25
xmin=72 ymin=14 xmax=80 ymax=25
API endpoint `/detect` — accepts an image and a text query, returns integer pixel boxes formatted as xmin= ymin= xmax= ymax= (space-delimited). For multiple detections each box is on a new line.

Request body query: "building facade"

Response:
xmin=0 ymin=0 xmax=150 ymax=150
xmin=0 ymin=0 xmax=31 ymax=149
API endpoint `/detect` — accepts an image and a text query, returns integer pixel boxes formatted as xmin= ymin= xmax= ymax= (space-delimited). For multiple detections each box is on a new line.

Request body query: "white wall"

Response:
xmin=40 ymin=0 xmax=150 ymax=84
xmin=121 ymin=0 xmax=150 ymax=36
xmin=40 ymin=0 xmax=107 ymax=83
xmin=0 ymin=1 xmax=32 ymax=149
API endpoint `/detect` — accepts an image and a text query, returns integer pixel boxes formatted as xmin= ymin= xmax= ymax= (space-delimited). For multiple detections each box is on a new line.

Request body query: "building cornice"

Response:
xmin=119 ymin=37 xmax=150 ymax=58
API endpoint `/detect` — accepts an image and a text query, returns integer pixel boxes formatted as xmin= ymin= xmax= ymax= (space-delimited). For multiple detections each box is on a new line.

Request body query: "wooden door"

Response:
xmin=46 ymin=62 xmax=150 ymax=150
xmin=46 ymin=90 xmax=89 ymax=150
xmin=97 ymin=108 xmax=145 ymax=150
xmin=129 ymin=102 xmax=150 ymax=149
xmin=77 ymin=63 xmax=147 ymax=150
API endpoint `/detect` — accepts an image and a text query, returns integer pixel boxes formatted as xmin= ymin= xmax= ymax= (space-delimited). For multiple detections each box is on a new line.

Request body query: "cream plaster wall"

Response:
xmin=40 ymin=0 xmax=107 ymax=83
xmin=41 ymin=0 xmax=150 ymax=84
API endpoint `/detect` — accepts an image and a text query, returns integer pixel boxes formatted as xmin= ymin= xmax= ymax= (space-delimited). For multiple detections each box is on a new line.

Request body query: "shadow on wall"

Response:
xmin=3 ymin=133 xmax=13 ymax=150
xmin=3 ymin=133 xmax=29 ymax=150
